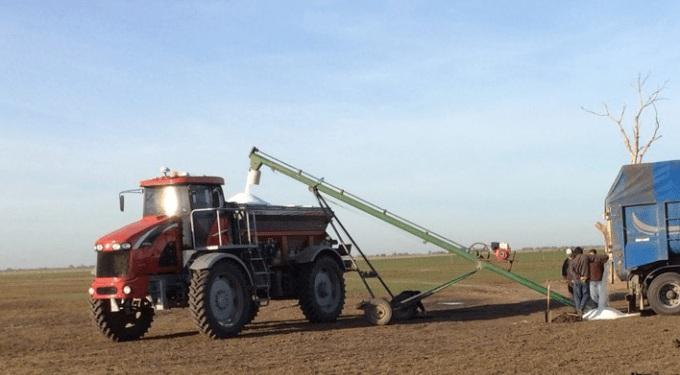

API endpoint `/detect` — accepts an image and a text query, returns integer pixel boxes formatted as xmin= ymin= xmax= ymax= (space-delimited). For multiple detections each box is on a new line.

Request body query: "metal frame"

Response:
xmin=190 ymin=207 xmax=258 ymax=249
xmin=249 ymin=147 xmax=573 ymax=306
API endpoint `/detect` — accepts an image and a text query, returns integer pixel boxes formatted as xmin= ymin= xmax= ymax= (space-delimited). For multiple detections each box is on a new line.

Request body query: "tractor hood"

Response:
xmin=95 ymin=216 xmax=178 ymax=251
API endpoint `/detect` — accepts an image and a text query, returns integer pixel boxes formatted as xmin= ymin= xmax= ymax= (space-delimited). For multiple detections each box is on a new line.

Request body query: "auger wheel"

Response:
xmin=91 ymin=298 xmax=154 ymax=342
xmin=364 ymin=298 xmax=392 ymax=325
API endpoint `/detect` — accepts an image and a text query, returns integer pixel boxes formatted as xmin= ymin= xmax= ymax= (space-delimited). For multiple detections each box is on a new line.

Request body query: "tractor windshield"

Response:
xmin=143 ymin=186 xmax=190 ymax=217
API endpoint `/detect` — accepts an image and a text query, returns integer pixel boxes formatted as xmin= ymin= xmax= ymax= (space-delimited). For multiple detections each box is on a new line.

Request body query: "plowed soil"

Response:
xmin=1 ymin=267 xmax=679 ymax=374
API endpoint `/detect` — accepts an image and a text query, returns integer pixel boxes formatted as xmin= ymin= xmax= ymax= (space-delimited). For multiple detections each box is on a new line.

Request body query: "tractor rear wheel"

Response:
xmin=648 ymin=272 xmax=680 ymax=315
xmin=90 ymin=298 xmax=154 ymax=342
xmin=298 ymin=256 xmax=346 ymax=323
xmin=189 ymin=261 xmax=254 ymax=339
xmin=245 ymin=303 xmax=259 ymax=326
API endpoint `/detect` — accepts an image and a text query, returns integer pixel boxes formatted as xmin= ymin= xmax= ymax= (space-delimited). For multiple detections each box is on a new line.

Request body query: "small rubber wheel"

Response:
xmin=647 ymin=272 xmax=680 ymax=315
xmin=364 ymin=298 xmax=392 ymax=326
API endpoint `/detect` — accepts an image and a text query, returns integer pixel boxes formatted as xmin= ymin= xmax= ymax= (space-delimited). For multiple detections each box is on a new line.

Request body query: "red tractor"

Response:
xmin=89 ymin=170 xmax=349 ymax=341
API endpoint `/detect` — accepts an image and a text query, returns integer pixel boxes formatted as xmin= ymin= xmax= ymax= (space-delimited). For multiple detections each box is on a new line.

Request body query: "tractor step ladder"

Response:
xmin=244 ymin=212 xmax=271 ymax=307
xmin=249 ymin=147 xmax=573 ymax=307
xmin=247 ymin=247 xmax=271 ymax=306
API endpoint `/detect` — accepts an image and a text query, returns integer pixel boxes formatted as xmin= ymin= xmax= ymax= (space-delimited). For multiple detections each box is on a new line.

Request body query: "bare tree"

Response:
xmin=582 ymin=73 xmax=667 ymax=164
xmin=584 ymin=74 xmax=668 ymax=283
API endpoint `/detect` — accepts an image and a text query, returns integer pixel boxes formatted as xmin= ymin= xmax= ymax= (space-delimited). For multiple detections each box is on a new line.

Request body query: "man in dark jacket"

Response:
xmin=569 ymin=247 xmax=590 ymax=316
xmin=588 ymin=249 xmax=609 ymax=308
xmin=561 ymin=248 xmax=574 ymax=295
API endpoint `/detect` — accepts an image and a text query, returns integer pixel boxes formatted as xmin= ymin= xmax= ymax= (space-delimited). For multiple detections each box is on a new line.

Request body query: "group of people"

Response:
xmin=561 ymin=246 xmax=610 ymax=317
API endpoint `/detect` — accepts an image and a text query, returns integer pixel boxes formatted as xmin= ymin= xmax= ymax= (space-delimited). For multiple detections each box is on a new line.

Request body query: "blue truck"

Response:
xmin=606 ymin=160 xmax=680 ymax=314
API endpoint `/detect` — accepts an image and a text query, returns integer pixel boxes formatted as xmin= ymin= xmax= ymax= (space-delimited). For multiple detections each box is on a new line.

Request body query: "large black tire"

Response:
xmin=189 ymin=261 xmax=254 ymax=339
xmin=298 ymin=256 xmax=346 ymax=323
xmin=90 ymin=298 xmax=154 ymax=342
xmin=245 ymin=303 xmax=259 ymax=326
xmin=647 ymin=272 xmax=680 ymax=315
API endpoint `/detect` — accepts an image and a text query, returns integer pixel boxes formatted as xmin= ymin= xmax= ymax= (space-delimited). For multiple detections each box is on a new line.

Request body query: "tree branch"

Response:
xmin=583 ymin=73 xmax=667 ymax=164
xmin=638 ymin=102 xmax=663 ymax=162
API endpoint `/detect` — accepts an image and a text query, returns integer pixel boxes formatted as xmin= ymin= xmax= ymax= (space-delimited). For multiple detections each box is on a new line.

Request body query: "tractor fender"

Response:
xmin=189 ymin=252 xmax=254 ymax=285
xmin=294 ymin=245 xmax=345 ymax=270
xmin=642 ymin=265 xmax=680 ymax=288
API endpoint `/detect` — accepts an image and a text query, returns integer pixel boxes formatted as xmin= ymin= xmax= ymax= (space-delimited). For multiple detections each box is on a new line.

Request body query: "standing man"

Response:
xmin=569 ymin=247 xmax=590 ymax=317
xmin=561 ymin=248 xmax=574 ymax=295
xmin=588 ymin=249 xmax=609 ymax=308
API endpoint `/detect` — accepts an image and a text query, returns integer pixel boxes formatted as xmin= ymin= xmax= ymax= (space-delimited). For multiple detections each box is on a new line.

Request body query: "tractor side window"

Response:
xmin=190 ymin=185 xmax=213 ymax=209
xmin=211 ymin=187 xmax=224 ymax=208
xmin=189 ymin=185 xmax=223 ymax=209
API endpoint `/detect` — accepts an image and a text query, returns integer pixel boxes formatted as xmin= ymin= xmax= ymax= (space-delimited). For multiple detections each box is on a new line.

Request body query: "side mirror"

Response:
xmin=119 ymin=194 xmax=125 ymax=212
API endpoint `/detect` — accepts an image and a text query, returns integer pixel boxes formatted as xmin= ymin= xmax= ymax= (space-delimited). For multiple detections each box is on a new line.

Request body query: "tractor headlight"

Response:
xmin=123 ymin=286 xmax=132 ymax=294
xmin=110 ymin=242 xmax=131 ymax=251
xmin=94 ymin=244 xmax=104 ymax=251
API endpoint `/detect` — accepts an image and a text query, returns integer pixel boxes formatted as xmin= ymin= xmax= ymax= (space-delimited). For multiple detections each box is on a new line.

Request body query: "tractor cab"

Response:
xmin=137 ymin=172 xmax=230 ymax=249
xmin=138 ymin=174 xmax=225 ymax=215
xmin=116 ymin=170 xmax=232 ymax=251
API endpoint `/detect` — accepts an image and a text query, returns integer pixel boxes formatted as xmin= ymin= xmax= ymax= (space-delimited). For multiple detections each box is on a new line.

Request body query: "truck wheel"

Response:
xmin=648 ymin=272 xmax=680 ymax=315
xmin=189 ymin=261 xmax=253 ymax=338
xmin=90 ymin=298 xmax=154 ymax=342
xmin=298 ymin=256 xmax=346 ymax=323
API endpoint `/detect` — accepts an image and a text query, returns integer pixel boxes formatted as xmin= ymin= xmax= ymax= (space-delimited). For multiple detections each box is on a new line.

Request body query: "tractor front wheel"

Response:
xmin=189 ymin=261 xmax=254 ymax=339
xmin=90 ymin=298 xmax=154 ymax=342
xmin=298 ymin=256 xmax=346 ymax=323
xmin=648 ymin=272 xmax=680 ymax=315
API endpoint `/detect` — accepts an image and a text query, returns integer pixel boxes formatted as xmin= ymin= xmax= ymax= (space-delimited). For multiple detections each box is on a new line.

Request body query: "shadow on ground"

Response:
xmin=144 ymin=298 xmax=570 ymax=341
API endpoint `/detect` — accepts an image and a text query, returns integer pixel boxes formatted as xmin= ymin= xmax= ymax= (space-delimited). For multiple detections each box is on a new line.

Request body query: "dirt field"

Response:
xmin=2 ymin=253 xmax=680 ymax=374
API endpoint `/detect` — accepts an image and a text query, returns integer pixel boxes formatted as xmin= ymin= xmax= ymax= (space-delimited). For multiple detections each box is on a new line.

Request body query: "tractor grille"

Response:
xmin=96 ymin=251 xmax=130 ymax=277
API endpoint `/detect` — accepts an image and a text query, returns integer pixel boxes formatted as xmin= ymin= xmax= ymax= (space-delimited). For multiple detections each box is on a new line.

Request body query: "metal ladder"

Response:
xmin=246 ymin=247 xmax=271 ymax=306
xmin=243 ymin=211 xmax=271 ymax=306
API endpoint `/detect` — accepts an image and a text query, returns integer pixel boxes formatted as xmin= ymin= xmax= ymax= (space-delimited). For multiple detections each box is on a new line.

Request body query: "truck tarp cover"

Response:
xmin=606 ymin=160 xmax=680 ymax=207
xmin=606 ymin=160 xmax=680 ymax=279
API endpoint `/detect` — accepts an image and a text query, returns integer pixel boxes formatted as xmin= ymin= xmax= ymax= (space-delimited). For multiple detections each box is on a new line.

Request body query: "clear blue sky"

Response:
xmin=2 ymin=1 xmax=679 ymax=268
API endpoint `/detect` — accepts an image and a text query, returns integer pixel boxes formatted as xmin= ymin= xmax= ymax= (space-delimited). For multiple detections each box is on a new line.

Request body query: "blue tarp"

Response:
xmin=606 ymin=160 xmax=680 ymax=207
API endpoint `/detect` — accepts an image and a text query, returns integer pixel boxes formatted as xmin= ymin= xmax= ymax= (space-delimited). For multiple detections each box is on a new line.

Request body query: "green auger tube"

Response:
xmin=248 ymin=147 xmax=573 ymax=307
